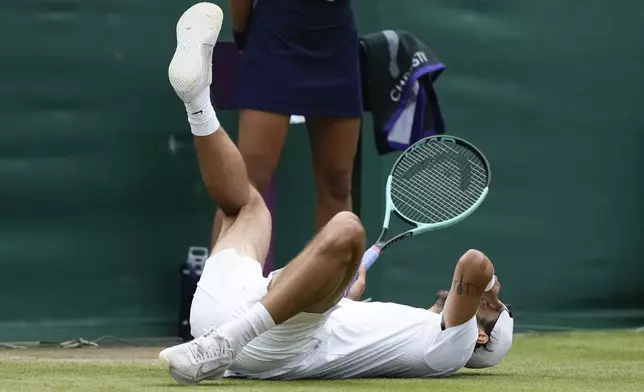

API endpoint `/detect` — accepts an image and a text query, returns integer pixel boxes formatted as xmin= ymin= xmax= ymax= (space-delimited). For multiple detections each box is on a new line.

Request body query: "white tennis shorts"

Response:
xmin=189 ymin=248 xmax=329 ymax=378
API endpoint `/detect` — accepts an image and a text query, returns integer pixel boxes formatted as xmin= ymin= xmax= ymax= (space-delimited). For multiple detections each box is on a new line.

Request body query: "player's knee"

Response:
xmin=457 ymin=249 xmax=493 ymax=278
xmin=326 ymin=211 xmax=365 ymax=250
xmin=329 ymin=211 xmax=363 ymax=235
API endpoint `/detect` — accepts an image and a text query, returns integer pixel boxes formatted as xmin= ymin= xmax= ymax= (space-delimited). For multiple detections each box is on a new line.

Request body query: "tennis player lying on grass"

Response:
xmin=159 ymin=3 xmax=513 ymax=385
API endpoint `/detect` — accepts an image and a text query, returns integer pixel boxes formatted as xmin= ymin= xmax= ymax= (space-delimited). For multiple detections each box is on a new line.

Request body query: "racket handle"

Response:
xmin=362 ymin=246 xmax=381 ymax=271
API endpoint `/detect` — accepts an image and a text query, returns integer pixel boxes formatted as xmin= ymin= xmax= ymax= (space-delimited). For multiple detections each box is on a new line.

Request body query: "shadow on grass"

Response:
xmin=153 ymin=374 xmax=511 ymax=389
xmin=450 ymin=372 xmax=510 ymax=378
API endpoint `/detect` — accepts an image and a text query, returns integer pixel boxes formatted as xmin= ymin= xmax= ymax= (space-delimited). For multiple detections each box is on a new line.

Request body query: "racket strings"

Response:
xmin=400 ymin=152 xmax=477 ymax=211
xmin=393 ymin=167 xmax=460 ymax=223
xmin=401 ymin=146 xmax=486 ymax=216
xmin=394 ymin=163 xmax=483 ymax=222
xmin=391 ymin=141 xmax=488 ymax=224
xmin=415 ymin=144 xmax=486 ymax=206
xmin=393 ymin=170 xmax=455 ymax=221
xmin=400 ymin=145 xmax=486 ymax=220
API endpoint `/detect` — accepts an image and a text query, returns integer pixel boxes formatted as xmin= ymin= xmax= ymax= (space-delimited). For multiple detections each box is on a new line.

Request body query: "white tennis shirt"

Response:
xmin=227 ymin=298 xmax=479 ymax=379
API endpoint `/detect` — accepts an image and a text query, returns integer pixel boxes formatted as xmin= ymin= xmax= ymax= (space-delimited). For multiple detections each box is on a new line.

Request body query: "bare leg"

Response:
xmin=210 ymin=109 xmax=289 ymax=247
xmin=212 ymin=210 xmax=364 ymax=358
xmin=167 ymin=0 xmax=274 ymax=341
xmin=212 ymin=185 xmax=272 ymax=265
xmin=161 ymin=3 xmax=275 ymax=384
xmin=238 ymin=110 xmax=290 ymax=193
xmin=307 ymin=117 xmax=361 ymax=231
xmin=262 ymin=211 xmax=365 ymax=322
xmin=195 ymin=128 xmax=272 ymax=263
xmin=442 ymin=249 xmax=495 ymax=328
xmin=195 ymin=130 xmax=249 ymax=216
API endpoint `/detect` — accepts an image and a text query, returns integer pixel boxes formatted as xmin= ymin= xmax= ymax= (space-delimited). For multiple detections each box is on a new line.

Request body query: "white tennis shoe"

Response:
xmin=168 ymin=2 xmax=223 ymax=104
xmin=159 ymin=328 xmax=236 ymax=385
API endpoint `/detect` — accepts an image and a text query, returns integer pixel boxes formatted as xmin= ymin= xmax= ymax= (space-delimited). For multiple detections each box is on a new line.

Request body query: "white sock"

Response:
xmin=184 ymin=88 xmax=220 ymax=136
xmin=218 ymin=302 xmax=275 ymax=350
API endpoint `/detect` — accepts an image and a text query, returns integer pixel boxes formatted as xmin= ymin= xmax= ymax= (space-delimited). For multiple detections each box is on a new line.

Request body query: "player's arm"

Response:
xmin=430 ymin=278 xmax=504 ymax=314
xmin=442 ymin=249 xmax=495 ymax=328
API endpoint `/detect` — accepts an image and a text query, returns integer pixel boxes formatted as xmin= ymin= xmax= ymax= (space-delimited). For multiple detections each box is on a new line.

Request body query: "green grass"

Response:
xmin=1 ymin=331 xmax=643 ymax=392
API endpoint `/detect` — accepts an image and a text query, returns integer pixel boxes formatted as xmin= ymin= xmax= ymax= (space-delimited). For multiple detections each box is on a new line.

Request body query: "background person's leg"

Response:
xmin=307 ymin=117 xmax=361 ymax=231
xmin=238 ymin=110 xmax=290 ymax=193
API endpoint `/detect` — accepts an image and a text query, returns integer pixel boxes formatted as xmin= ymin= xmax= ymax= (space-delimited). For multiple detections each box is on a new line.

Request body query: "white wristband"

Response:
xmin=485 ymin=275 xmax=496 ymax=292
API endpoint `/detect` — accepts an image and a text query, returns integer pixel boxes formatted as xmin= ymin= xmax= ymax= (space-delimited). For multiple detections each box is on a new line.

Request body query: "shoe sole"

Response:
xmin=158 ymin=350 xmax=193 ymax=386
xmin=168 ymin=2 xmax=223 ymax=101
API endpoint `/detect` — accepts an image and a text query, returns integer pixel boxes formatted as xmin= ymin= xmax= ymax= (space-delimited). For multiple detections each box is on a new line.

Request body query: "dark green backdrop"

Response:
xmin=1 ymin=1 xmax=642 ymax=341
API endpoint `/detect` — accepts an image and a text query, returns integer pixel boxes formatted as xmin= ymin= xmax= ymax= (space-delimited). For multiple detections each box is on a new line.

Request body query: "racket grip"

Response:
xmin=362 ymin=246 xmax=381 ymax=271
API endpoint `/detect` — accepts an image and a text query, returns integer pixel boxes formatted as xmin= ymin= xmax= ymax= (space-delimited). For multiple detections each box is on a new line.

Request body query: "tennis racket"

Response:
xmin=361 ymin=135 xmax=491 ymax=271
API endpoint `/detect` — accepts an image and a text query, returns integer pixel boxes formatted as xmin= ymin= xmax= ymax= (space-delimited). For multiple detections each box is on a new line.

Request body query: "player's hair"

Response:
xmin=475 ymin=316 xmax=497 ymax=351
xmin=475 ymin=305 xmax=513 ymax=352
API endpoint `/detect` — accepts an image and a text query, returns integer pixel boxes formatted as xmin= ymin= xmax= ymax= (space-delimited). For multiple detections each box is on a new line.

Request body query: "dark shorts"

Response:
xmin=236 ymin=0 xmax=363 ymax=118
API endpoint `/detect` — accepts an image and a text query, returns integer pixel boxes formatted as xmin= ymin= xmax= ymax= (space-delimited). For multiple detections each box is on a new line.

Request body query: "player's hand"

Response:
xmin=346 ymin=264 xmax=367 ymax=301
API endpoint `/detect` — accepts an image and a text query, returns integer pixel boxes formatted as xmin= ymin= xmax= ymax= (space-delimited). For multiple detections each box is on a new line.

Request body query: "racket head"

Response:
xmin=386 ymin=135 xmax=491 ymax=229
